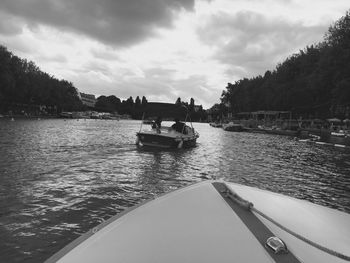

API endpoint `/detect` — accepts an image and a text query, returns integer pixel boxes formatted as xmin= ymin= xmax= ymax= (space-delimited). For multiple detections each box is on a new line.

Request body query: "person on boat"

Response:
xmin=171 ymin=118 xmax=187 ymax=134
xmin=152 ymin=116 xmax=162 ymax=133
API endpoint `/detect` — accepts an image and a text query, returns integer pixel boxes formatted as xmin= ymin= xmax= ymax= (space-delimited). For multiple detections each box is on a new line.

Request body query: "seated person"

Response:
xmin=152 ymin=116 xmax=162 ymax=129
xmin=152 ymin=116 xmax=162 ymax=133
xmin=171 ymin=118 xmax=187 ymax=134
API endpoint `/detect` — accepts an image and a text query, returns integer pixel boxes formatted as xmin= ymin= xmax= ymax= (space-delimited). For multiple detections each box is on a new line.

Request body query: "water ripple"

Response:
xmin=0 ymin=119 xmax=349 ymax=262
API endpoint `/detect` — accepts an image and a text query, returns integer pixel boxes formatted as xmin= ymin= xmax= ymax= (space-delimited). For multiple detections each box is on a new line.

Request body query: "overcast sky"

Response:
xmin=0 ymin=0 xmax=349 ymax=108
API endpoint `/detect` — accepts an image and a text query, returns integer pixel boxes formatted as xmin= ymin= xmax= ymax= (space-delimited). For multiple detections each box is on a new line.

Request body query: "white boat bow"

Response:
xmin=45 ymin=181 xmax=350 ymax=263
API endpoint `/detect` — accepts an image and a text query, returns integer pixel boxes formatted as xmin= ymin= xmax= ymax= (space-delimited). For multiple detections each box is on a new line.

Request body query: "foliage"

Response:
xmin=0 ymin=45 xmax=83 ymax=113
xmin=219 ymin=10 xmax=350 ymax=119
xmin=186 ymin=98 xmax=207 ymax=122
xmin=0 ymin=45 xmax=207 ymax=120
xmin=95 ymin=95 xmax=121 ymax=112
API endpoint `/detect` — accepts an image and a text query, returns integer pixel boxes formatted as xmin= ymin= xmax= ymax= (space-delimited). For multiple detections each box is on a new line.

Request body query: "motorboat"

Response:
xmin=209 ymin=122 xmax=223 ymax=128
xmin=136 ymin=126 xmax=199 ymax=148
xmin=45 ymin=180 xmax=350 ymax=263
xmin=136 ymin=103 xmax=199 ymax=149
xmin=59 ymin=112 xmax=73 ymax=118
xmin=222 ymin=122 xmax=245 ymax=132
xmin=331 ymin=130 xmax=349 ymax=138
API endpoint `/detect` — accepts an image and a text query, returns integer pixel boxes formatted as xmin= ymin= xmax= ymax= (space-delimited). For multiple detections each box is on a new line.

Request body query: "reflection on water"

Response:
xmin=0 ymin=119 xmax=349 ymax=262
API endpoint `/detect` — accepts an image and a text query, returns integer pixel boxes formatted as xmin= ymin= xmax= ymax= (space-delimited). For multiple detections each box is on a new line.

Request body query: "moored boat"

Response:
xmin=209 ymin=122 xmax=223 ymax=128
xmin=45 ymin=180 xmax=350 ymax=263
xmin=59 ymin=112 xmax=73 ymax=118
xmin=305 ymin=129 xmax=350 ymax=147
xmin=222 ymin=122 xmax=245 ymax=132
xmin=253 ymin=125 xmax=298 ymax=136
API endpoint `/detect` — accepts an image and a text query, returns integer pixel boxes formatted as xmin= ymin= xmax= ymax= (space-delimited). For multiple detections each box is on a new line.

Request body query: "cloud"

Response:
xmin=197 ymin=10 xmax=327 ymax=78
xmin=90 ymin=47 xmax=121 ymax=61
xmin=0 ymin=11 xmax=23 ymax=36
xmin=69 ymin=64 xmax=216 ymax=107
xmin=37 ymin=53 xmax=67 ymax=64
xmin=0 ymin=0 xmax=195 ymax=47
xmin=1 ymin=0 xmax=347 ymax=109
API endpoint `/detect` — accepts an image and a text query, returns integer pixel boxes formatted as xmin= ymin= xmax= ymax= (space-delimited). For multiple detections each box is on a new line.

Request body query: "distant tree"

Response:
xmin=108 ymin=95 xmax=121 ymax=111
xmin=189 ymin=98 xmax=195 ymax=112
xmin=135 ymin=96 xmax=141 ymax=108
xmin=207 ymin=103 xmax=223 ymax=121
xmin=95 ymin=96 xmax=109 ymax=111
xmin=175 ymin=97 xmax=181 ymax=105
xmin=325 ymin=10 xmax=350 ymax=48
xmin=0 ymin=45 xmax=84 ymax=113
xmin=214 ymin=9 xmax=350 ymax=119
xmin=141 ymin=96 xmax=148 ymax=106
xmin=119 ymin=96 xmax=134 ymax=115
xmin=132 ymin=96 xmax=143 ymax=119
xmin=126 ymin=96 xmax=134 ymax=107
xmin=95 ymin=95 xmax=121 ymax=112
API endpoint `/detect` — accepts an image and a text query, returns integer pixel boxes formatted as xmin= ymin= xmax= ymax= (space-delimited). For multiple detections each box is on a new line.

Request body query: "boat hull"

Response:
xmin=209 ymin=122 xmax=223 ymax=128
xmin=223 ymin=124 xmax=245 ymax=131
xmin=45 ymin=181 xmax=350 ymax=263
xmin=136 ymin=131 xmax=198 ymax=148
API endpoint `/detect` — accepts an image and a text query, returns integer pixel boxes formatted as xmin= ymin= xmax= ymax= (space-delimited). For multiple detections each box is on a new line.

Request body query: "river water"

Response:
xmin=0 ymin=119 xmax=349 ymax=262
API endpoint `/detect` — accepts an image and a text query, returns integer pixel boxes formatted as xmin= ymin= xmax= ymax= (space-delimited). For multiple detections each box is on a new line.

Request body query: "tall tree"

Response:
xmin=141 ymin=96 xmax=148 ymax=106
xmin=189 ymin=98 xmax=195 ymax=111
xmin=95 ymin=95 xmax=121 ymax=112
xmin=0 ymin=45 xmax=83 ymax=113
xmin=126 ymin=96 xmax=134 ymax=107
xmin=215 ymin=9 xmax=350 ymax=119
xmin=135 ymin=96 xmax=141 ymax=108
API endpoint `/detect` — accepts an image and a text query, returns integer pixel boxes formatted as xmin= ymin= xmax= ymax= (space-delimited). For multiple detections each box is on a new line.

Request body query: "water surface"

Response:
xmin=0 ymin=119 xmax=349 ymax=262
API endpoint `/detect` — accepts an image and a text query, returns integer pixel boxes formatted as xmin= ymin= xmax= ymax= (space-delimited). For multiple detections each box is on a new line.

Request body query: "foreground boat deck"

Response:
xmin=46 ymin=181 xmax=350 ymax=263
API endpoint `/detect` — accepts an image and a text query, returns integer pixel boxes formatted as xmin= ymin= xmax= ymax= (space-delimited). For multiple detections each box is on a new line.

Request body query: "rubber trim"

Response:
xmin=212 ymin=182 xmax=302 ymax=263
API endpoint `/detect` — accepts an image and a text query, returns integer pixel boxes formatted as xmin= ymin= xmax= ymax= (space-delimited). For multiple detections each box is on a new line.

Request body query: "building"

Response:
xmin=80 ymin=92 xmax=96 ymax=108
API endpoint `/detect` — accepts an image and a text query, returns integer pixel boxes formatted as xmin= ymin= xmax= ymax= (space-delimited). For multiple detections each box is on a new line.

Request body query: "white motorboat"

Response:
xmin=136 ymin=126 xmax=199 ymax=148
xmin=45 ymin=180 xmax=350 ymax=263
xmin=136 ymin=103 xmax=199 ymax=149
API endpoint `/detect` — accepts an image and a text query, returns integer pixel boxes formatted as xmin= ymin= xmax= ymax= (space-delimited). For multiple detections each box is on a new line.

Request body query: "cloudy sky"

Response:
xmin=0 ymin=0 xmax=349 ymax=108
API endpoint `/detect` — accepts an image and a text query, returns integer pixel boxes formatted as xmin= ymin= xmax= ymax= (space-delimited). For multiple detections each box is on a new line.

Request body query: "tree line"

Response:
xmin=95 ymin=95 xmax=207 ymax=121
xmin=0 ymin=45 xmax=83 ymax=114
xmin=214 ymin=10 xmax=350 ymax=120
xmin=0 ymin=45 xmax=206 ymax=121
xmin=95 ymin=95 xmax=147 ymax=118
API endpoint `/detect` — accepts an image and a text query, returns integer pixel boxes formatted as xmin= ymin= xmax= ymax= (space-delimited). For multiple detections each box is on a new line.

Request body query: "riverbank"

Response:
xmin=0 ymin=114 xmax=59 ymax=120
xmin=211 ymin=120 xmax=350 ymax=147
xmin=0 ymin=112 xmax=130 ymax=120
